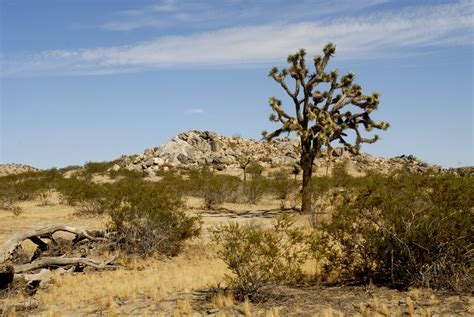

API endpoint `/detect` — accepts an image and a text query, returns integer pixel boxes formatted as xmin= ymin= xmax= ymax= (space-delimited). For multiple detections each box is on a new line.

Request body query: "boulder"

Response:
xmin=153 ymin=157 xmax=165 ymax=165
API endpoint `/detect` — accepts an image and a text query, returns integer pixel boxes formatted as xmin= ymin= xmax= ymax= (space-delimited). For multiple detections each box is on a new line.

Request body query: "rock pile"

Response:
xmin=0 ymin=164 xmax=39 ymax=177
xmin=114 ymin=130 xmax=442 ymax=175
xmin=116 ymin=130 xmax=299 ymax=173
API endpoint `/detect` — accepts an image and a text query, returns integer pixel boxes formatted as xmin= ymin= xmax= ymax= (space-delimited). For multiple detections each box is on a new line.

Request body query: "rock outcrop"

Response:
xmin=117 ymin=130 xmax=299 ymax=173
xmin=114 ymin=130 xmax=443 ymax=175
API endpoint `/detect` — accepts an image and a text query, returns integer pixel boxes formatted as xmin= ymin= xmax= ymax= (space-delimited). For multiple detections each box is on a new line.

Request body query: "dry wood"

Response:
xmin=0 ymin=225 xmax=106 ymax=263
xmin=14 ymin=256 xmax=117 ymax=273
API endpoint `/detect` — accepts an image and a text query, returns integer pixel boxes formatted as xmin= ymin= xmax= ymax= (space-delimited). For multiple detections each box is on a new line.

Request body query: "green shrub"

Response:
xmin=321 ymin=173 xmax=473 ymax=292
xmin=212 ymin=214 xmax=315 ymax=299
xmin=106 ymin=178 xmax=201 ymax=256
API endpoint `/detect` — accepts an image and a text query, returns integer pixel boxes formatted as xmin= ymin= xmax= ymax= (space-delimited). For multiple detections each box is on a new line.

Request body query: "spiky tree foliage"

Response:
xmin=263 ymin=44 xmax=389 ymax=213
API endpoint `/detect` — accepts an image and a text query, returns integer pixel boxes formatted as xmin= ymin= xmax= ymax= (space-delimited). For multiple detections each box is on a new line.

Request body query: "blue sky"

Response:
xmin=1 ymin=0 xmax=473 ymax=169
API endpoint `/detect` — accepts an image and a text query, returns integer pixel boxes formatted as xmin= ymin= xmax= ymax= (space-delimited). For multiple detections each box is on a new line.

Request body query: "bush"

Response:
xmin=321 ymin=173 xmax=473 ymax=292
xmin=185 ymin=168 xmax=240 ymax=209
xmin=0 ymin=169 xmax=61 ymax=211
xmin=82 ymin=160 xmax=118 ymax=177
xmin=247 ymin=161 xmax=264 ymax=177
xmin=55 ymin=177 xmax=108 ymax=215
xmin=243 ymin=175 xmax=267 ymax=204
xmin=269 ymin=169 xmax=297 ymax=209
xmin=212 ymin=214 xmax=314 ymax=299
xmin=107 ymin=179 xmax=201 ymax=256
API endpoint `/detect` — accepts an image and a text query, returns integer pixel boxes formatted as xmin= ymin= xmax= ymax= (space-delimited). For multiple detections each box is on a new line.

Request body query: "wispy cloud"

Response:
xmin=2 ymin=0 xmax=472 ymax=77
xmin=101 ymin=0 xmax=388 ymax=32
xmin=186 ymin=108 xmax=205 ymax=114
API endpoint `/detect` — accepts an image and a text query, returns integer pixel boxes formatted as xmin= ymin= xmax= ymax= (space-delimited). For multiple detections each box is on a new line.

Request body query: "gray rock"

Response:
xmin=211 ymin=139 xmax=221 ymax=152
xmin=145 ymin=158 xmax=154 ymax=167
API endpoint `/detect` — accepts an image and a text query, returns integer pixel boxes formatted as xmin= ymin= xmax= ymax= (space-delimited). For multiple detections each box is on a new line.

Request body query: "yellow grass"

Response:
xmin=211 ymin=291 xmax=234 ymax=308
xmin=33 ymin=247 xmax=228 ymax=315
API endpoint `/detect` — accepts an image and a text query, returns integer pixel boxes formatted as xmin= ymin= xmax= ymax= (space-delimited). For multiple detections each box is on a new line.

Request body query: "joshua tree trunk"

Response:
xmin=300 ymin=150 xmax=314 ymax=213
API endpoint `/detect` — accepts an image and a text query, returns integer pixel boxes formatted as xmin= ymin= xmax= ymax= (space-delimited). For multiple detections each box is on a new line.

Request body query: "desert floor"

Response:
xmin=0 ymin=192 xmax=472 ymax=317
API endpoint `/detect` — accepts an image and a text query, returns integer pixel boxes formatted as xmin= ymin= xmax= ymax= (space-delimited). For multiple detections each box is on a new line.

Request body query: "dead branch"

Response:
xmin=0 ymin=225 xmax=106 ymax=263
xmin=14 ymin=256 xmax=117 ymax=273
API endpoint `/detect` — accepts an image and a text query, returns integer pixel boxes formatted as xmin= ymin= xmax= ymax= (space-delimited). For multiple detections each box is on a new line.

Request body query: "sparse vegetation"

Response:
xmin=0 ymin=135 xmax=471 ymax=315
xmin=0 ymin=169 xmax=61 ymax=213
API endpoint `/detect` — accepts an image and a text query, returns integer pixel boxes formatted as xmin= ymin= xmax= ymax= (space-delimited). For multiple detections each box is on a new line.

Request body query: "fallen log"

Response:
xmin=0 ymin=225 xmax=106 ymax=263
xmin=14 ymin=256 xmax=117 ymax=273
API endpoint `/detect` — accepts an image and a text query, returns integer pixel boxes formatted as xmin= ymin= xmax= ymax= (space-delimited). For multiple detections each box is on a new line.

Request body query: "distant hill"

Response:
xmin=0 ymin=163 xmax=39 ymax=177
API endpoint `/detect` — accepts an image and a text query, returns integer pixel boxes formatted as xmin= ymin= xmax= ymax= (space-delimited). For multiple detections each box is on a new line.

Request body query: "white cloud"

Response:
xmin=2 ymin=0 xmax=472 ymax=77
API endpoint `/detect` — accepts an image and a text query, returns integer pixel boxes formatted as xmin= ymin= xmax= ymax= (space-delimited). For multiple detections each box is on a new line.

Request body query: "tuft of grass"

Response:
xmin=211 ymin=291 xmax=234 ymax=308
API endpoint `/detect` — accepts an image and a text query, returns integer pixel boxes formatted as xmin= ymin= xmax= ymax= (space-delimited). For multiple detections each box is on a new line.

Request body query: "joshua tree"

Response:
xmin=263 ymin=43 xmax=389 ymax=213
xmin=236 ymin=152 xmax=252 ymax=183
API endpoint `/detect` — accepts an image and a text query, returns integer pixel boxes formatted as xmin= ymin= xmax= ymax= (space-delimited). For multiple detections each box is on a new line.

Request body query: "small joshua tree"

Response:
xmin=236 ymin=153 xmax=251 ymax=184
xmin=263 ymin=43 xmax=389 ymax=213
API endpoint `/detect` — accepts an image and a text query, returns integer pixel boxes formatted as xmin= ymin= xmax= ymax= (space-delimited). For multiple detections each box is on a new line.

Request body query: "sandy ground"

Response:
xmin=0 ymin=192 xmax=472 ymax=316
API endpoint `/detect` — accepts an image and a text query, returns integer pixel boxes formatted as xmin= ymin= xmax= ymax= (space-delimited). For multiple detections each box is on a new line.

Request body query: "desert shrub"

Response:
xmin=83 ymin=160 xmax=118 ymax=176
xmin=58 ymin=165 xmax=82 ymax=173
xmin=0 ymin=181 xmax=21 ymax=211
xmin=55 ymin=177 xmax=108 ymax=215
xmin=269 ymin=169 xmax=297 ymax=209
xmin=185 ymin=168 xmax=240 ymax=209
xmin=311 ymin=161 xmax=355 ymax=196
xmin=0 ymin=169 xmax=61 ymax=211
xmin=247 ymin=161 xmax=264 ymax=176
xmin=321 ymin=173 xmax=473 ymax=292
xmin=106 ymin=178 xmax=200 ymax=256
xmin=243 ymin=175 xmax=267 ymax=204
xmin=212 ymin=214 xmax=315 ymax=299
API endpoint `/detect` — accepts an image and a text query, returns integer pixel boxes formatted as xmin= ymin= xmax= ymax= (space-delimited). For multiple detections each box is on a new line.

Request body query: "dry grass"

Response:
xmin=32 ymin=247 xmax=227 ymax=315
xmin=211 ymin=291 xmax=234 ymax=308
xmin=0 ymin=194 xmax=107 ymax=242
